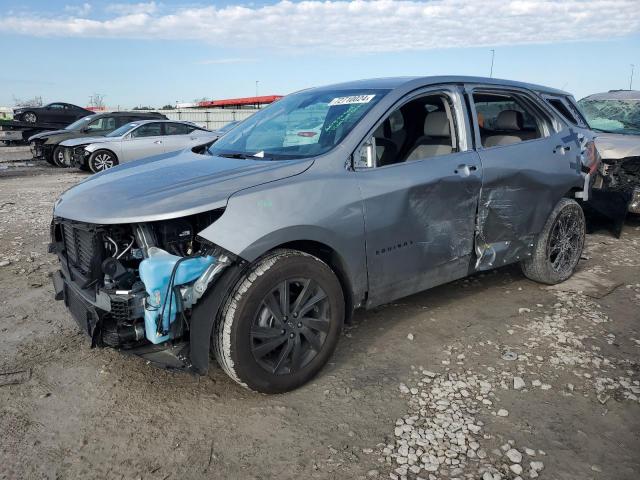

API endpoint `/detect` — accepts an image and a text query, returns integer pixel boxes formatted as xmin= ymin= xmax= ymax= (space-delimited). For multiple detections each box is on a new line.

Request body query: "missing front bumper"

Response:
xmin=52 ymin=269 xmax=193 ymax=370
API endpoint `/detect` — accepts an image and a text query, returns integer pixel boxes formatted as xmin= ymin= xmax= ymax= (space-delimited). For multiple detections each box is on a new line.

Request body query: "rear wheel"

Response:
xmin=88 ymin=149 xmax=118 ymax=173
xmin=214 ymin=249 xmax=344 ymax=393
xmin=521 ymin=198 xmax=585 ymax=284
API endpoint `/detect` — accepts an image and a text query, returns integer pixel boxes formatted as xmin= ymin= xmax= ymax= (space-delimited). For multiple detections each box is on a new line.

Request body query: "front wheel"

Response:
xmin=52 ymin=146 xmax=68 ymax=167
xmin=214 ymin=249 xmax=345 ymax=393
xmin=521 ymin=198 xmax=585 ymax=284
xmin=88 ymin=149 xmax=118 ymax=173
xmin=22 ymin=112 xmax=37 ymax=123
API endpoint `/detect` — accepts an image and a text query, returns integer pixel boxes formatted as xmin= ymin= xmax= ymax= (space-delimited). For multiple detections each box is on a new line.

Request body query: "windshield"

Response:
xmin=208 ymin=88 xmax=388 ymax=160
xmin=65 ymin=115 xmax=95 ymax=130
xmin=577 ymin=98 xmax=640 ymax=135
xmin=106 ymin=122 xmax=139 ymax=137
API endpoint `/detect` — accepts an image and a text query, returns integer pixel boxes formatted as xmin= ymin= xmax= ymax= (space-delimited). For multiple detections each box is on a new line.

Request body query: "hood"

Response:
xmin=60 ymin=136 xmax=117 ymax=147
xmin=594 ymin=132 xmax=640 ymax=160
xmin=54 ymin=149 xmax=314 ymax=224
xmin=28 ymin=129 xmax=68 ymax=142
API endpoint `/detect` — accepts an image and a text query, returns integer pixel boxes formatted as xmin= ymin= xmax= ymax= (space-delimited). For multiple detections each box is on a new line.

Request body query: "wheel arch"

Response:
xmin=91 ymin=147 xmax=119 ymax=161
xmin=269 ymin=239 xmax=355 ymax=324
xmin=189 ymin=238 xmax=357 ymax=376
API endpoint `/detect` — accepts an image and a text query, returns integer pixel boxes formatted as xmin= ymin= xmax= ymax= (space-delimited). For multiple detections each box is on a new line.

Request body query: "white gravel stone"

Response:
xmin=506 ymin=448 xmax=522 ymax=463
xmin=530 ymin=461 xmax=544 ymax=472
xmin=407 ymin=333 xmax=414 ymax=341
xmin=513 ymin=376 xmax=526 ymax=390
xmin=510 ymin=464 xmax=523 ymax=475
xmin=497 ymin=409 xmax=509 ymax=417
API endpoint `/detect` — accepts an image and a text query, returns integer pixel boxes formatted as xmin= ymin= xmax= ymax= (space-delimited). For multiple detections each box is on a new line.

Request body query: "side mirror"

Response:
xmin=354 ymin=138 xmax=376 ymax=169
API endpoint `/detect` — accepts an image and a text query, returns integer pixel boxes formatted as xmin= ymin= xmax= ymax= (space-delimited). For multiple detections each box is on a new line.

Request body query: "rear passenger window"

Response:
xmin=165 ymin=123 xmax=192 ymax=135
xmin=473 ymin=92 xmax=551 ymax=148
xmin=131 ymin=123 xmax=162 ymax=138
xmin=546 ymin=96 xmax=588 ymax=128
xmin=547 ymin=98 xmax=578 ymax=125
xmin=355 ymin=93 xmax=458 ymax=168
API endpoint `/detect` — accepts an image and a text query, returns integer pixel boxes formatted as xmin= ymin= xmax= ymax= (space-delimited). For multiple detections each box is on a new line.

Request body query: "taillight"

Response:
xmin=584 ymin=140 xmax=600 ymax=174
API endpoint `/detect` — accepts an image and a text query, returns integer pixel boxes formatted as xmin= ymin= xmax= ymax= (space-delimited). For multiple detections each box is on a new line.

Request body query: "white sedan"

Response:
xmin=61 ymin=120 xmax=220 ymax=173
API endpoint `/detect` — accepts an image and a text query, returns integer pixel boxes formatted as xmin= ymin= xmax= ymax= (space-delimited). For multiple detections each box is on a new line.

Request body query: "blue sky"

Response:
xmin=1 ymin=1 xmax=639 ymax=108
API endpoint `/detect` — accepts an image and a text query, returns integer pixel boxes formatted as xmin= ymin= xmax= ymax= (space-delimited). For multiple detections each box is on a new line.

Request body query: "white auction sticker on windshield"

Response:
xmin=328 ymin=94 xmax=375 ymax=106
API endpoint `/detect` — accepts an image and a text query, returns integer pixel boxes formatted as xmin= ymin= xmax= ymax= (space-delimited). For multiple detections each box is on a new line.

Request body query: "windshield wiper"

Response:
xmin=217 ymin=151 xmax=274 ymax=160
xmin=217 ymin=152 xmax=252 ymax=159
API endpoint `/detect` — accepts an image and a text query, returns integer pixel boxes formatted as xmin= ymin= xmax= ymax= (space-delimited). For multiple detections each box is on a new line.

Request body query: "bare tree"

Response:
xmin=89 ymin=93 xmax=106 ymax=109
xmin=12 ymin=95 xmax=43 ymax=107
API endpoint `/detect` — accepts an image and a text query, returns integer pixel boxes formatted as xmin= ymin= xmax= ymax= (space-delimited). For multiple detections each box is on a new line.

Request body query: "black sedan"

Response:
xmin=13 ymin=102 xmax=94 ymax=126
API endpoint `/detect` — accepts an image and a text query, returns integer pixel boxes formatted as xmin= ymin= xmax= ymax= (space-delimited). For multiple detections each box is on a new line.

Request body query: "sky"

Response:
xmin=0 ymin=0 xmax=639 ymax=108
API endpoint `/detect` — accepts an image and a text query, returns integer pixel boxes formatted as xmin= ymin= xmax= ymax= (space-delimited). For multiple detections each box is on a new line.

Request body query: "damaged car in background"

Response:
xmin=29 ymin=111 xmax=167 ymax=167
xmin=51 ymin=76 xmax=597 ymax=393
xmin=61 ymin=119 xmax=219 ymax=173
xmin=578 ymin=90 xmax=640 ymax=234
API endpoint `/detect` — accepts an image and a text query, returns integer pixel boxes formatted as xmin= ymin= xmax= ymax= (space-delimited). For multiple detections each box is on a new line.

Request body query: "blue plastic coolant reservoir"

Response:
xmin=138 ymin=247 xmax=216 ymax=344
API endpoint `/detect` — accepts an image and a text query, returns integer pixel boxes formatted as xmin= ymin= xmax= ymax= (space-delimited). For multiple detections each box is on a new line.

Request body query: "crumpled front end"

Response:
xmin=50 ymin=210 xmax=232 ymax=368
xmin=592 ymin=156 xmax=640 ymax=214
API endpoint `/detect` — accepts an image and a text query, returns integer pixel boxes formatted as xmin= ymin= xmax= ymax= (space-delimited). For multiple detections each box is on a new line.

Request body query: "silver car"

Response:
xmin=51 ymin=76 xmax=598 ymax=393
xmin=60 ymin=120 xmax=219 ymax=173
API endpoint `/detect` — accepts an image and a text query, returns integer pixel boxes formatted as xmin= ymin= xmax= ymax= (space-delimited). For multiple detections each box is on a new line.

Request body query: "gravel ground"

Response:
xmin=1 ymin=147 xmax=639 ymax=480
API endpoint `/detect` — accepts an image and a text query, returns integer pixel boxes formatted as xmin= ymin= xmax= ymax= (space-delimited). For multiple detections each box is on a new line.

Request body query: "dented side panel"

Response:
xmin=475 ymin=132 xmax=584 ymax=269
xmin=356 ymin=150 xmax=482 ymax=306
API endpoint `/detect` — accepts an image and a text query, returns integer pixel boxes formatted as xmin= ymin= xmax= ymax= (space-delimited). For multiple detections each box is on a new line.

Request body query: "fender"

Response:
xmin=189 ymin=263 xmax=244 ymax=374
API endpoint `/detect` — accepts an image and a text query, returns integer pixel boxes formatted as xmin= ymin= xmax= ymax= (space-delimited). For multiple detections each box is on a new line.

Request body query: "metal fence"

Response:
xmin=138 ymin=108 xmax=260 ymax=130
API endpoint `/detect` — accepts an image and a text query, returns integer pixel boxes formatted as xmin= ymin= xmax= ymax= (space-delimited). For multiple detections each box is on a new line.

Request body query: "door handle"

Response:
xmin=454 ymin=164 xmax=478 ymax=176
xmin=554 ymin=145 xmax=571 ymax=154
xmin=154 ymin=140 xmax=162 ymax=144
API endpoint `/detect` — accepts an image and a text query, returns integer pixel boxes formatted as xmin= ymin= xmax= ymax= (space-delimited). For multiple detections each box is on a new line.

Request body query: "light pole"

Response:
xmin=630 ymin=64 xmax=635 ymax=90
xmin=489 ymin=49 xmax=495 ymax=78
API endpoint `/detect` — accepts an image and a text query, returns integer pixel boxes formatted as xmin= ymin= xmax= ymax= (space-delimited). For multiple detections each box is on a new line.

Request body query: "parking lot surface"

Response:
xmin=1 ymin=147 xmax=639 ymax=480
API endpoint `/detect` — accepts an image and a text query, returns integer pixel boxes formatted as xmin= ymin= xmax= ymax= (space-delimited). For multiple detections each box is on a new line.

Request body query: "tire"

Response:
xmin=22 ymin=112 xmax=37 ymax=123
xmin=214 ymin=249 xmax=345 ymax=393
xmin=52 ymin=146 xmax=67 ymax=167
xmin=521 ymin=198 xmax=585 ymax=285
xmin=88 ymin=149 xmax=118 ymax=173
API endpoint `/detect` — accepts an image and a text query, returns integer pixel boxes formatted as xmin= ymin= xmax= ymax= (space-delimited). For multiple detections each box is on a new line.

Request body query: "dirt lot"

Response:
xmin=1 ymin=146 xmax=639 ymax=480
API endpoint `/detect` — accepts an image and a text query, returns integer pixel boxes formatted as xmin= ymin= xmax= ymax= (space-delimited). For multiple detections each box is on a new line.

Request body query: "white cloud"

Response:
xmin=64 ymin=3 xmax=92 ymax=16
xmin=2 ymin=0 xmax=639 ymax=53
xmin=105 ymin=2 xmax=158 ymax=15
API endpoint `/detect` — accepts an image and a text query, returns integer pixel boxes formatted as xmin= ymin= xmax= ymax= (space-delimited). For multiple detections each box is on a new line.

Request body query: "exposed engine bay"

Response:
xmin=50 ymin=210 xmax=232 ymax=351
xmin=590 ymin=156 xmax=640 ymax=235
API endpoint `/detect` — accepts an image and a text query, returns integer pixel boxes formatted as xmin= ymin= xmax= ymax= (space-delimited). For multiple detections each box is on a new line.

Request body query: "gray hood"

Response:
xmin=594 ymin=133 xmax=640 ymax=160
xmin=60 ymin=136 xmax=118 ymax=147
xmin=54 ymin=149 xmax=313 ymax=224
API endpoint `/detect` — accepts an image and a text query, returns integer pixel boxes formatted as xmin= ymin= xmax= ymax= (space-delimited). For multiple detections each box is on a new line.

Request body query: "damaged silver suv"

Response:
xmin=51 ymin=77 xmax=598 ymax=393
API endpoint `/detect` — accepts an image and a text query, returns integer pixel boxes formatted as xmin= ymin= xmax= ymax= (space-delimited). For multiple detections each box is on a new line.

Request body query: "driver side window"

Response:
xmin=356 ymin=93 xmax=458 ymax=169
xmin=87 ymin=117 xmax=116 ymax=131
